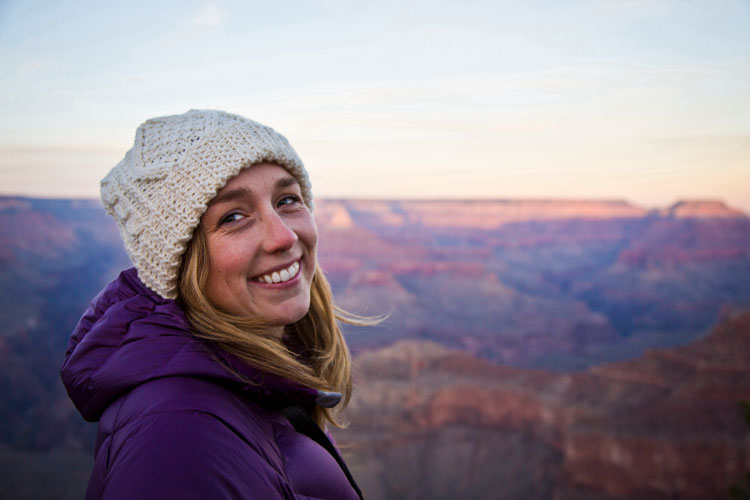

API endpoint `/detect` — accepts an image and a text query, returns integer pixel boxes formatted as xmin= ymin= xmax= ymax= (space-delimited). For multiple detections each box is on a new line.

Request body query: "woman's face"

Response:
xmin=200 ymin=162 xmax=318 ymax=328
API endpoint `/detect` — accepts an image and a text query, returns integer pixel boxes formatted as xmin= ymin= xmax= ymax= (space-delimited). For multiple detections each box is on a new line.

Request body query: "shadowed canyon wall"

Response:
xmin=335 ymin=311 xmax=750 ymax=499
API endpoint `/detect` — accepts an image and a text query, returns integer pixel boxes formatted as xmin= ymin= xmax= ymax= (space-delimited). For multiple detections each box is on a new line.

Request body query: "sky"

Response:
xmin=1 ymin=0 xmax=749 ymax=211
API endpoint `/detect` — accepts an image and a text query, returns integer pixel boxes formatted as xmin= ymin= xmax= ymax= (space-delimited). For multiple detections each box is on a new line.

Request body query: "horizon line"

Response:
xmin=1 ymin=192 xmax=746 ymax=215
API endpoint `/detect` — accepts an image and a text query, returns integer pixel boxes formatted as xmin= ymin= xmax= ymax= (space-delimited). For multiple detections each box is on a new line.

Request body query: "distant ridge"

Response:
xmin=315 ymin=198 xmax=746 ymax=230
xmin=2 ymin=195 xmax=746 ymax=221
xmin=660 ymin=199 xmax=747 ymax=218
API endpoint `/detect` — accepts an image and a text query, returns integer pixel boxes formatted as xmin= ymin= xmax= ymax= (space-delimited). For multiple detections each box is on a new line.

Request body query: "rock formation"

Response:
xmin=334 ymin=311 xmax=750 ymax=499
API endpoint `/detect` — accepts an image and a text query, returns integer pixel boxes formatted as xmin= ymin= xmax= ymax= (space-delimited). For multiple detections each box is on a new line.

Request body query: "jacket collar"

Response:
xmin=60 ymin=268 xmax=330 ymax=422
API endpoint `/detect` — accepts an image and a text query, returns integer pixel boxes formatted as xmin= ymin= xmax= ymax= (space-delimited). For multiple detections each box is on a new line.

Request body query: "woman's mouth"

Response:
xmin=253 ymin=261 xmax=300 ymax=284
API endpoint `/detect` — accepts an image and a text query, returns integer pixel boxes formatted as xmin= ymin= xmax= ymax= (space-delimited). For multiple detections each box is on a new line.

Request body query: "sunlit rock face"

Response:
xmin=316 ymin=198 xmax=750 ymax=369
xmin=661 ymin=199 xmax=747 ymax=219
xmin=334 ymin=312 xmax=750 ymax=500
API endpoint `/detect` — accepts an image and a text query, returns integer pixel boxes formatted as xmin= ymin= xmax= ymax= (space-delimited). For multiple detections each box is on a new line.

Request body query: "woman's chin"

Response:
xmin=244 ymin=297 xmax=311 ymax=328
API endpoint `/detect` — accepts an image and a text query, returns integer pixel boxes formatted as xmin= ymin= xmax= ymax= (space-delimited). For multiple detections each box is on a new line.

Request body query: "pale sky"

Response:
xmin=1 ymin=0 xmax=749 ymax=211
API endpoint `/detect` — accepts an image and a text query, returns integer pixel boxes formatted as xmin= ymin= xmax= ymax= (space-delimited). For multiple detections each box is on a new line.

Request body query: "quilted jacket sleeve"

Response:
xmin=92 ymin=410 xmax=295 ymax=500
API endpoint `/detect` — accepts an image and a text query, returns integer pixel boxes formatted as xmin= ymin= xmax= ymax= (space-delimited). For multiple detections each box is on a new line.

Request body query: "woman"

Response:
xmin=61 ymin=110 xmax=364 ymax=500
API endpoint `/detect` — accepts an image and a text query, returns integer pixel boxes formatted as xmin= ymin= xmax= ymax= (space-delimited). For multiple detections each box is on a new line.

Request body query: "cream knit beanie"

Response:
xmin=101 ymin=109 xmax=312 ymax=300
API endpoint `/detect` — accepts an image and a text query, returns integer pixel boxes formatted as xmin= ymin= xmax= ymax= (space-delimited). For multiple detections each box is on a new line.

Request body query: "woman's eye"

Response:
xmin=220 ymin=212 xmax=244 ymax=225
xmin=277 ymin=195 xmax=300 ymax=207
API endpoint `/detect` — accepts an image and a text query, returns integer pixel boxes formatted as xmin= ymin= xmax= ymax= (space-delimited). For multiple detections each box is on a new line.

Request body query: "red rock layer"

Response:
xmin=335 ymin=311 xmax=750 ymax=500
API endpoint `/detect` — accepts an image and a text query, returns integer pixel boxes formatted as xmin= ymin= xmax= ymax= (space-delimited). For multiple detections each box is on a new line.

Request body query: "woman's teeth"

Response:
xmin=256 ymin=261 xmax=300 ymax=284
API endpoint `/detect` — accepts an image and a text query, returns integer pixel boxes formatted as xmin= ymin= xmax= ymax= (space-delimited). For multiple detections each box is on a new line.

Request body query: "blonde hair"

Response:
xmin=178 ymin=228 xmax=370 ymax=428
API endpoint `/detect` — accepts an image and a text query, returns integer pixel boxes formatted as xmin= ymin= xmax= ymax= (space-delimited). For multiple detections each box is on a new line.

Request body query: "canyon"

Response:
xmin=0 ymin=195 xmax=748 ymax=498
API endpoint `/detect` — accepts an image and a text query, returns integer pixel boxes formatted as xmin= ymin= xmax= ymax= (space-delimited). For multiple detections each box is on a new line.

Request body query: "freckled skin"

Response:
xmin=200 ymin=163 xmax=318 ymax=336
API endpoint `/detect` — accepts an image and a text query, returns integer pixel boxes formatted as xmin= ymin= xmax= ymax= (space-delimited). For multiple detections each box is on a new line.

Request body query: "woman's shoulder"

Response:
xmin=109 ymin=375 xmax=275 ymax=429
xmin=89 ymin=376 xmax=298 ymax=500
xmin=98 ymin=375 xmax=286 ymax=458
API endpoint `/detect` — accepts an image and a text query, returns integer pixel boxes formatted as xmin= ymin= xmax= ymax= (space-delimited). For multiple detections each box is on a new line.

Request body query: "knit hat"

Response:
xmin=101 ymin=109 xmax=313 ymax=300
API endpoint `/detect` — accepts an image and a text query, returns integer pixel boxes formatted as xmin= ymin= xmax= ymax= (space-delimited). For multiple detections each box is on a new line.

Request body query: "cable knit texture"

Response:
xmin=100 ymin=109 xmax=313 ymax=299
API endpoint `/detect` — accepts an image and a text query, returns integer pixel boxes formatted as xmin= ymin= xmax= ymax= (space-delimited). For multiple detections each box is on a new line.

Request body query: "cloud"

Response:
xmin=601 ymin=0 xmax=666 ymax=11
xmin=192 ymin=2 xmax=222 ymax=27
xmin=16 ymin=58 xmax=65 ymax=76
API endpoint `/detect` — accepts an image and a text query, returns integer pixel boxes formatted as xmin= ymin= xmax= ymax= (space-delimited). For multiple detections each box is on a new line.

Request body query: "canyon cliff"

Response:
xmin=334 ymin=311 xmax=750 ymax=499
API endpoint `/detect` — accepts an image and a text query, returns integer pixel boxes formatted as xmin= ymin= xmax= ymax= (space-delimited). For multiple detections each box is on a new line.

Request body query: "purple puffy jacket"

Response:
xmin=61 ymin=268 xmax=361 ymax=500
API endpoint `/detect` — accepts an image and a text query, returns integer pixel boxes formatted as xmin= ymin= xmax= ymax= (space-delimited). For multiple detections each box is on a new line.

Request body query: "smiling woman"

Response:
xmin=60 ymin=110 xmax=368 ymax=500
xmin=200 ymin=164 xmax=318 ymax=327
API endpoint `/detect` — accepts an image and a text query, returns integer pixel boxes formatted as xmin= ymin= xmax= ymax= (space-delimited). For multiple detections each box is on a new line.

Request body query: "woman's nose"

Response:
xmin=260 ymin=211 xmax=298 ymax=253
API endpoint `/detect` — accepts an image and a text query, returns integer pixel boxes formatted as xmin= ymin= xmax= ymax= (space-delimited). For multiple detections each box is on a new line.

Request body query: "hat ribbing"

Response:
xmin=101 ymin=109 xmax=313 ymax=299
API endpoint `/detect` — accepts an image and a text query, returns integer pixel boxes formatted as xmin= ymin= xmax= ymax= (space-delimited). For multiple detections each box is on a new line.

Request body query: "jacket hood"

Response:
xmin=61 ymin=268 xmax=329 ymax=422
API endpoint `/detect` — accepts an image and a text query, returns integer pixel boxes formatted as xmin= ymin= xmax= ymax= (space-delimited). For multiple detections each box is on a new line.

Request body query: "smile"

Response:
xmin=253 ymin=261 xmax=300 ymax=284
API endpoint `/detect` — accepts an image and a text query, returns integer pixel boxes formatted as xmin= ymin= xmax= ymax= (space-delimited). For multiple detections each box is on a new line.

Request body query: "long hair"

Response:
xmin=178 ymin=228 xmax=372 ymax=428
